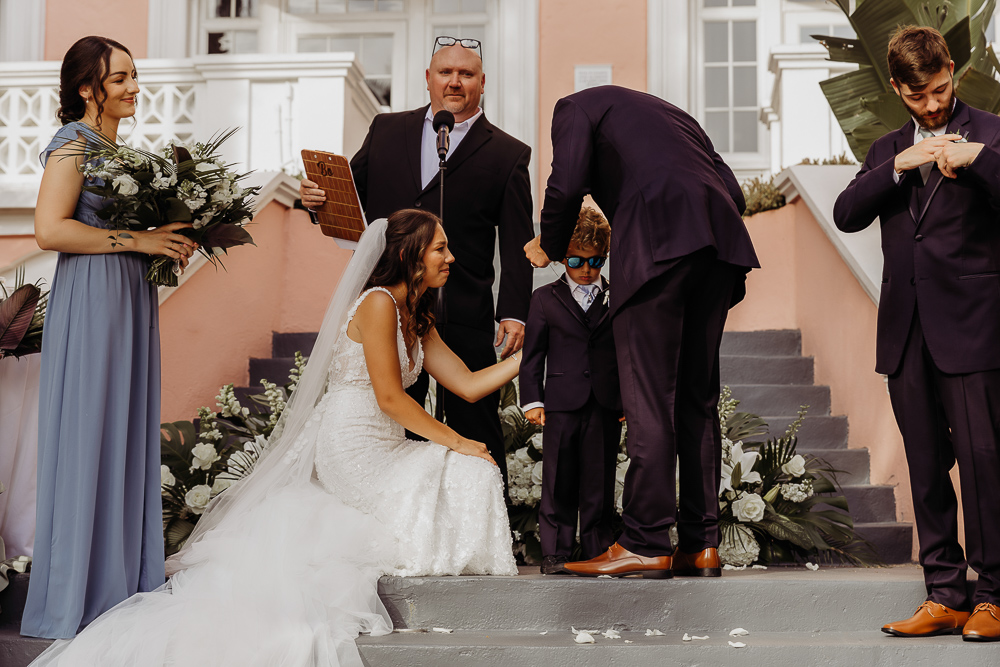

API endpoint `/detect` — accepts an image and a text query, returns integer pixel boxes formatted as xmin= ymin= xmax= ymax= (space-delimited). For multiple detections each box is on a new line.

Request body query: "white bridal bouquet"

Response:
xmin=73 ymin=128 xmax=259 ymax=287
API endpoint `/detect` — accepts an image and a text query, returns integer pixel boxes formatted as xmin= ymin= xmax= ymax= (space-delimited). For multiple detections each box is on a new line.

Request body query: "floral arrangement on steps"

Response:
xmin=500 ymin=381 xmax=881 ymax=567
xmin=160 ymin=353 xmax=304 ymax=556
xmin=0 ymin=269 xmax=48 ymax=360
xmin=717 ymin=386 xmax=880 ymax=567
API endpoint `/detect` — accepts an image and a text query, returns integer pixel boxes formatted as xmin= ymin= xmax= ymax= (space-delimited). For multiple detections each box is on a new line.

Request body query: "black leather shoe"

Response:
xmin=541 ymin=555 xmax=570 ymax=575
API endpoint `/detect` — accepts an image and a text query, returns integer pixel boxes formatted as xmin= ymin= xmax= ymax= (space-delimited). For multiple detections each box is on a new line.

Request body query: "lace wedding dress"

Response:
xmin=28 ymin=286 xmax=516 ymax=666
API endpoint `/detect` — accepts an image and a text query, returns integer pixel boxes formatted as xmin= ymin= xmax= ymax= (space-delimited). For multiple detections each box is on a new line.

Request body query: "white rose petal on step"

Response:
xmin=432 ymin=627 xmax=453 ymax=633
xmin=781 ymin=454 xmax=807 ymax=478
xmin=692 ymin=635 xmax=710 ymax=640
xmin=732 ymin=492 xmax=766 ymax=523
xmin=645 ymin=629 xmax=665 ymax=636
xmin=574 ymin=632 xmax=596 ymax=644
xmin=729 ymin=628 xmax=749 ymax=636
xmin=184 ymin=484 xmax=212 ymax=514
xmin=602 ymin=629 xmax=621 ymax=639
xmin=624 ymin=640 xmax=634 ymax=644
xmin=682 ymin=633 xmax=692 ymax=641
xmin=728 ymin=641 xmax=747 ymax=648
xmin=805 ymin=562 xmax=819 ymax=571
xmin=539 ymin=631 xmax=548 ymax=635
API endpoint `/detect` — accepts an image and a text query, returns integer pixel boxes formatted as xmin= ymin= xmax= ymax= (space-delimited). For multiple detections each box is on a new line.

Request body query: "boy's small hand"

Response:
xmin=525 ymin=407 xmax=546 ymax=426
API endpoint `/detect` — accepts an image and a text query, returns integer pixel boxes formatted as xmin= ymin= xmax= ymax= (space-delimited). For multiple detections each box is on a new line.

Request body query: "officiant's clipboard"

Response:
xmin=301 ymin=150 xmax=366 ymax=244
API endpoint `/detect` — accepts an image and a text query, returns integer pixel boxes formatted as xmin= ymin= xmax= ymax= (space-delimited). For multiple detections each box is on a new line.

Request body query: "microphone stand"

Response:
xmin=434 ymin=148 xmax=448 ymax=422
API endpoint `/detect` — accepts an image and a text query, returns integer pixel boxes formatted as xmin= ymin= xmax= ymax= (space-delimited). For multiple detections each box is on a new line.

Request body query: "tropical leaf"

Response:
xmin=160 ymin=420 xmax=199 ymax=470
xmin=956 ymin=67 xmax=1000 ymax=113
xmin=850 ymin=0 xmax=918 ymax=89
xmin=860 ymin=91 xmax=912 ymax=130
xmin=724 ymin=411 xmax=769 ymax=442
xmin=820 ymin=67 xmax=894 ymax=161
xmin=0 ymin=284 xmax=40 ymax=354
xmin=202 ymin=223 xmax=255 ymax=250
xmin=813 ymin=36 xmax=871 ymax=66
xmin=758 ymin=516 xmax=814 ymax=550
xmin=945 ymin=16 xmax=973 ymax=73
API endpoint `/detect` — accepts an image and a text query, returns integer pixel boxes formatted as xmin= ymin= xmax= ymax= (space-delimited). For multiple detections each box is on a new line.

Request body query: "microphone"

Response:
xmin=433 ymin=110 xmax=455 ymax=159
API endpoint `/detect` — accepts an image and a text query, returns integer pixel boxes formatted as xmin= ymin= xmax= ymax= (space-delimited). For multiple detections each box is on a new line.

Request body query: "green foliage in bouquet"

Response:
xmin=160 ymin=353 xmax=305 ymax=555
xmin=815 ymin=0 xmax=1000 ymax=162
xmin=0 ymin=267 xmax=48 ymax=359
xmin=65 ymin=128 xmax=259 ymax=287
xmin=717 ymin=386 xmax=881 ymax=567
xmin=499 ymin=379 xmax=545 ymax=563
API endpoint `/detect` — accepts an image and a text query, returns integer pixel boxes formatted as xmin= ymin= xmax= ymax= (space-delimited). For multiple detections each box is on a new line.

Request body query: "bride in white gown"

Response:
xmin=28 ymin=209 xmax=519 ymax=666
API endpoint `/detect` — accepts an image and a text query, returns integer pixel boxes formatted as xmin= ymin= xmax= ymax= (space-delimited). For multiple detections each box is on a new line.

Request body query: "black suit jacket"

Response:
xmin=538 ymin=86 xmax=759 ymax=317
xmin=519 ymin=275 xmax=621 ymax=412
xmin=833 ymin=99 xmax=1000 ymax=375
xmin=350 ymin=106 xmax=534 ymax=333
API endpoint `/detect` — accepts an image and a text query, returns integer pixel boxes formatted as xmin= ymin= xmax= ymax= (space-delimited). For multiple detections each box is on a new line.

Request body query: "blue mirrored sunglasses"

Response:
xmin=566 ymin=256 xmax=606 ymax=269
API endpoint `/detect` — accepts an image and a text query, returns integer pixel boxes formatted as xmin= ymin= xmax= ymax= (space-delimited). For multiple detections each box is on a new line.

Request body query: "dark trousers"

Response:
xmin=406 ymin=322 xmax=508 ymax=490
xmin=887 ymin=312 xmax=1000 ymax=608
xmin=613 ymin=249 xmax=741 ymax=557
xmin=539 ymin=395 xmax=622 ymax=560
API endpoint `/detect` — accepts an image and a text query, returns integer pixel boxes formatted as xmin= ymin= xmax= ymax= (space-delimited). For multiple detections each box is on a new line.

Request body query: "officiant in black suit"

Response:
xmin=525 ymin=85 xmax=759 ymax=579
xmin=300 ymin=37 xmax=534 ymax=488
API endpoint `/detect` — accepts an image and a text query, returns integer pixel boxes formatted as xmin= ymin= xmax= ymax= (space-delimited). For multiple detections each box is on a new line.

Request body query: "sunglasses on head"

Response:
xmin=565 ymin=256 xmax=607 ymax=269
xmin=432 ymin=36 xmax=483 ymax=61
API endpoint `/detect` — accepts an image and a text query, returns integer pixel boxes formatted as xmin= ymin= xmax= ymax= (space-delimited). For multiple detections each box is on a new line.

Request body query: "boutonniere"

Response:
xmin=601 ymin=289 xmax=610 ymax=306
xmin=952 ymin=130 xmax=970 ymax=144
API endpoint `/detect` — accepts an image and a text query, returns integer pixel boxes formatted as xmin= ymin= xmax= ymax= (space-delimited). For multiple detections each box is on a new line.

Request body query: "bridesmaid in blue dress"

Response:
xmin=22 ymin=36 xmax=198 ymax=639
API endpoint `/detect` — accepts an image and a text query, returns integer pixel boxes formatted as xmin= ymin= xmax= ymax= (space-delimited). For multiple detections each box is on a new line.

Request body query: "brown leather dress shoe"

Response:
xmin=963 ymin=603 xmax=1000 ymax=642
xmin=563 ymin=542 xmax=672 ymax=579
xmin=881 ymin=601 xmax=970 ymax=637
xmin=672 ymin=547 xmax=722 ymax=577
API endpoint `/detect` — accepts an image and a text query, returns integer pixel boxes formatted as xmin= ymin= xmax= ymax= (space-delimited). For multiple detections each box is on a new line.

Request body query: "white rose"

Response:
xmin=111 ymin=174 xmax=139 ymax=196
xmin=732 ymin=492 xmax=766 ymax=523
xmin=190 ymin=442 xmax=220 ymax=471
xmin=211 ymin=477 xmax=232 ymax=496
xmin=531 ymin=486 xmax=542 ymax=501
xmin=515 ymin=447 xmax=532 ymax=464
xmin=160 ymin=464 xmax=175 ymax=488
xmin=515 ymin=487 xmax=529 ymax=502
xmin=185 ymin=485 xmax=212 ymax=514
xmin=530 ymin=432 xmax=544 ymax=451
xmin=781 ymin=454 xmax=807 ymax=478
xmin=530 ymin=461 xmax=544 ymax=486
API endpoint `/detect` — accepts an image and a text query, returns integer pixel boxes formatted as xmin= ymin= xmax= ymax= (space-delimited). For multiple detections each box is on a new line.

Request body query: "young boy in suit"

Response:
xmin=519 ymin=207 xmax=622 ymax=575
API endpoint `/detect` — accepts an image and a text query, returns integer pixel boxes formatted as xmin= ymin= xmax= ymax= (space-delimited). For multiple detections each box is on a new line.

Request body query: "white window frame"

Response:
xmin=200 ymin=0 xmax=267 ymax=54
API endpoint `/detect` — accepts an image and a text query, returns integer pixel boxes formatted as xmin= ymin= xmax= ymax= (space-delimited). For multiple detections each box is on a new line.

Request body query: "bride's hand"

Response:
xmin=451 ymin=438 xmax=497 ymax=467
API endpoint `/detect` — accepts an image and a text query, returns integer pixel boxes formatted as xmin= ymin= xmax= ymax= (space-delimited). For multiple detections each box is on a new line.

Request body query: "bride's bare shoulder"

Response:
xmin=348 ymin=289 xmax=398 ymax=342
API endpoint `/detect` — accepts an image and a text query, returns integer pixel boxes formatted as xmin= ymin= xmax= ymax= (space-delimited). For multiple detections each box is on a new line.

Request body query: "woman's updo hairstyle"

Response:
xmin=57 ymin=36 xmax=132 ymax=127
xmin=363 ymin=208 xmax=441 ymax=348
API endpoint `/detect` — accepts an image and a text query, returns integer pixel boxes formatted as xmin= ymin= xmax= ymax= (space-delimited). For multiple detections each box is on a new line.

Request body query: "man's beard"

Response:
xmin=908 ymin=91 xmax=954 ymax=131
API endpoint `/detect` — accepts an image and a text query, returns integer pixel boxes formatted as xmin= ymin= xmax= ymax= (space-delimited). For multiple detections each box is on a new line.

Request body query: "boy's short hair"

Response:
xmin=887 ymin=26 xmax=951 ymax=89
xmin=569 ymin=206 xmax=611 ymax=256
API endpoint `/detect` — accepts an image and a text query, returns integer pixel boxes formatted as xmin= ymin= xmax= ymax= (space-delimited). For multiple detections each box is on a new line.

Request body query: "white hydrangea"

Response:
xmin=185 ymin=485 xmax=212 ymax=514
xmin=780 ymin=480 xmax=814 ymax=503
xmin=719 ymin=523 xmax=760 ymax=567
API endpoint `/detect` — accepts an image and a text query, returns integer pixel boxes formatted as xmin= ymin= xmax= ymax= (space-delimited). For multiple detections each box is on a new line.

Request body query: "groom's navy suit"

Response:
xmin=350 ymin=106 xmax=534 ymax=488
xmin=519 ymin=275 xmax=621 ymax=559
xmin=539 ymin=85 xmax=759 ymax=557
xmin=834 ymin=98 xmax=1000 ymax=608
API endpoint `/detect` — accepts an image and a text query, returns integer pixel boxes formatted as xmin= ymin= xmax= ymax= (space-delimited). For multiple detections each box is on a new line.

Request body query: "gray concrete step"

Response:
xmin=720 ymin=354 xmax=814 ymax=385
xmin=841 ymin=485 xmax=898 ymax=524
xmin=799 ymin=448 xmax=870 ymax=485
xmin=272 ymin=331 xmax=318 ymax=358
xmin=0 ymin=629 xmax=49 ymax=667
xmin=356 ymin=629 xmax=997 ymax=667
xmin=759 ymin=415 xmax=848 ymax=449
xmin=854 ymin=523 xmax=914 ymax=564
xmin=719 ymin=330 xmax=801 ymax=357
xmin=725 ymin=384 xmax=831 ymax=416
xmin=377 ymin=566 xmax=928 ymax=633
xmin=248 ymin=356 xmax=298 ymax=386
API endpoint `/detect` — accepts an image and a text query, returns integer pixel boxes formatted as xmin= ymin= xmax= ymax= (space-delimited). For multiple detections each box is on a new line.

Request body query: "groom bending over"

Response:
xmin=525 ymin=85 xmax=758 ymax=579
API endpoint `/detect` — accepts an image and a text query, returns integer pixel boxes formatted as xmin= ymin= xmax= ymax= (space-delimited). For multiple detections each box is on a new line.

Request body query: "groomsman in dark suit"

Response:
xmin=525 ymin=85 xmax=759 ymax=578
xmin=301 ymin=37 xmax=534 ymax=488
xmin=519 ymin=207 xmax=622 ymax=575
xmin=834 ymin=26 xmax=1000 ymax=641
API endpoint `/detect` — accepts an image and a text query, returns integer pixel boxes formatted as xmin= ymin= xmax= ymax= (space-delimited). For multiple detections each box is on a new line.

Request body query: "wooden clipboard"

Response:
xmin=301 ymin=150 xmax=366 ymax=242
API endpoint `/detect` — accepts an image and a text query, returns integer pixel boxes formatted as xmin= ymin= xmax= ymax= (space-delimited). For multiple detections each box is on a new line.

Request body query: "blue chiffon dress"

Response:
xmin=21 ymin=122 xmax=165 ymax=639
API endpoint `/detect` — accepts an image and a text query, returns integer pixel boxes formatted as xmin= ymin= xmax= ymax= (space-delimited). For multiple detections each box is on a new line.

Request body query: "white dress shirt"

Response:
xmin=421 ymin=106 xmax=483 ymax=188
xmin=521 ymin=275 xmax=603 ymax=413
xmin=893 ymin=99 xmax=957 ymax=185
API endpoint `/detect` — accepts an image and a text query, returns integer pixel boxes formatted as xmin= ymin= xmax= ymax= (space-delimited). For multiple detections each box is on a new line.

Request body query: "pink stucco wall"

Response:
xmin=0 ymin=238 xmax=42 ymax=268
xmin=537 ymin=0 xmax=647 ymax=207
xmin=727 ymin=203 xmax=931 ymax=560
xmin=44 ymin=0 xmax=148 ymax=61
xmin=159 ymin=206 xmax=351 ymax=423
